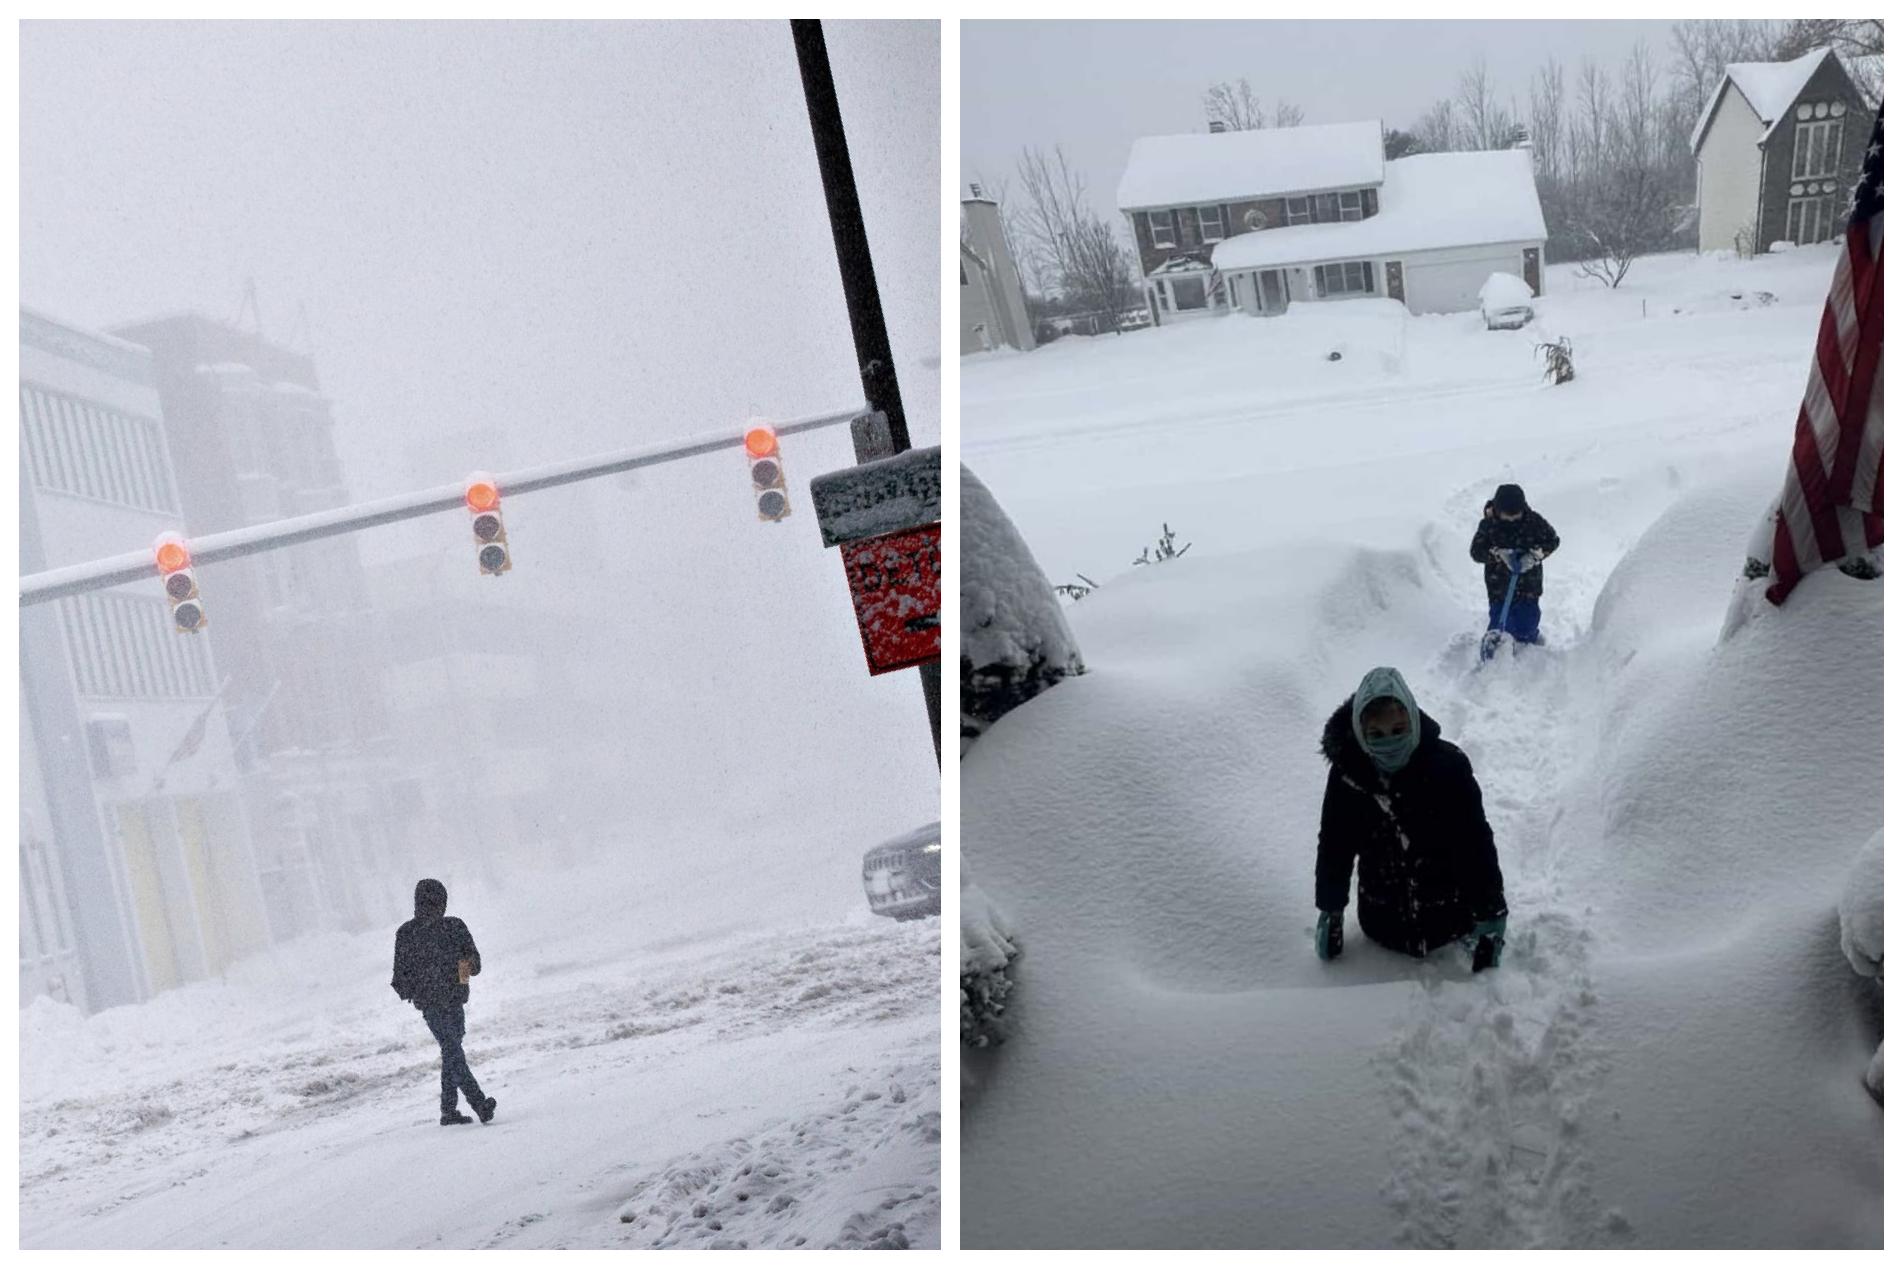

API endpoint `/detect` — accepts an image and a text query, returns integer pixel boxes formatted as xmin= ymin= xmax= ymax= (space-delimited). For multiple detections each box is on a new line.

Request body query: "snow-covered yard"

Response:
xmin=960 ymin=246 xmax=1882 ymax=1249
xmin=21 ymin=850 xmax=940 ymax=1250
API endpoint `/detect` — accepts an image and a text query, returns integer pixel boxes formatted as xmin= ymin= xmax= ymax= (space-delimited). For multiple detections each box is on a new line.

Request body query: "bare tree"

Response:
xmin=1062 ymin=217 xmax=1141 ymax=331
xmin=1774 ymin=18 xmax=1884 ymax=102
xmin=1458 ymin=58 xmax=1518 ymax=150
xmin=1526 ymin=58 xmax=1567 ymax=181
xmin=1204 ymin=79 xmax=1266 ymax=131
xmin=1570 ymin=45 xmax=1681 ymax=287
xmin=1273 ymin=99 xmax=1306 ymax=128
xmin=1414 ymin=98 xmax=1457 ymax=152
xmin=1012 ymin=143 xmax=1139 ymax=331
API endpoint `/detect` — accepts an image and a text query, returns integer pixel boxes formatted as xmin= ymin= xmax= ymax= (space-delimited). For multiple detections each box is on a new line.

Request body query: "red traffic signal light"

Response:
xmin=153 ymin=533 xmax=206 ymax=632
xmin=464 ymin=474 xmax=512 ymax=575
xmin=746 ymin=423 xmax=790 ymax=522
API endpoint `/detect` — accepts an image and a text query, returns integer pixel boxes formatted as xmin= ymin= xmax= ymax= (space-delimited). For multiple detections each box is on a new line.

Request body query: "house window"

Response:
xmin=1198 ymin=205 xmax=1224 ymax=243
xmin=1793 ymin=118 xmax=1843 ymax=181
xmin=1786 ymin=195 xmax=1832 ymax=246
xmin=1148 ymin=210 xmax=1176 ymax=249
xmin=1340 ymin=190 xmax=1365 ymax=222
xmin=1315 ymin=192 xmax=1341 ymax=223
xmin=1170 ymin=276 xmax=1209 ymax=310
xmin=1286 ymin=196 xmax=1310 ymax=226
xmin=1314 ymin=261 xmax=1375 ymax=297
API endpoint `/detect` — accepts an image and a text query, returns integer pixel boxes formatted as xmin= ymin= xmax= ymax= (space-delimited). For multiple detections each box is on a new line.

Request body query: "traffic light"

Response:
xmin=153 ymin=532 xmax=206 ymax=632
xmin=464 ymin=474 xmax=512 ymax=575
xmin=746 ymin=423 xmax=791 ymax=522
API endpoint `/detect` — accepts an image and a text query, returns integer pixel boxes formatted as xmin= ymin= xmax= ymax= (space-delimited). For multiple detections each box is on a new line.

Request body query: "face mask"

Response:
xmin=1364 ymin=730 xmax=1415 ymax=773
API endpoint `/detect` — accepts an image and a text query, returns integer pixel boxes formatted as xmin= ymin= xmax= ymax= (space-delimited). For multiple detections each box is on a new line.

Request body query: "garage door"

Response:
xmin=1402 ymin=249 xmax=1525 ymax=315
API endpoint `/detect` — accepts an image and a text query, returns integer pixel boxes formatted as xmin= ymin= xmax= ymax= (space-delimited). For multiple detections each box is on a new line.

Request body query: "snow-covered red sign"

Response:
xmin=840 ymin=522 xmax=941 ymax=675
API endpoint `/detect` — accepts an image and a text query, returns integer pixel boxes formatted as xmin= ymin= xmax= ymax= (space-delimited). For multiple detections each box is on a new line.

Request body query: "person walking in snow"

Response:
xmin=1313 ymin=667 xmax=1508 ymax=970
xmin=392 ymin=878 xmax=497 ymax=1126
xmin=1468 ymin=483 xmax=1560 ymax=648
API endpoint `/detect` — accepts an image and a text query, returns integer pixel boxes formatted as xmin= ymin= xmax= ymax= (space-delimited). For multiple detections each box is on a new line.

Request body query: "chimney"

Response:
xmin=1208 ymin=120 xmax=1227 ymax=134
xmin=969 ymin=181 xmax=985 ymax=198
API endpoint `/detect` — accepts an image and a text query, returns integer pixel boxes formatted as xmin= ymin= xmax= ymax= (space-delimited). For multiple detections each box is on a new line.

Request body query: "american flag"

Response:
xmin=1766 ymin=106 xmax=1884 ymax=606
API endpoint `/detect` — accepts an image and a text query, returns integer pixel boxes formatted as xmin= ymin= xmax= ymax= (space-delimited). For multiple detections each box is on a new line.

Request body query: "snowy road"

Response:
xmin=23 ymin=913 xmax=940 ymax=1249
xmin=961 ymin=248 xmax=1881 ymax=1248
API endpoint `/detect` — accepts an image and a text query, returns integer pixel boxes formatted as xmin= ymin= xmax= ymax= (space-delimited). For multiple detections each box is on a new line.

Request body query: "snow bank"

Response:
xmin=1838 ymin=828 xmax=1882 ymax=977
xmin=960 ymin=464 xmax=1084 ymax=751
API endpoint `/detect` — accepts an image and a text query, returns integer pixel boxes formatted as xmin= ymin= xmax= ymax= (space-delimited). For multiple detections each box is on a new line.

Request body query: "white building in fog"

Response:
xmin=20 ymin=307 xmax=272 ymax=1011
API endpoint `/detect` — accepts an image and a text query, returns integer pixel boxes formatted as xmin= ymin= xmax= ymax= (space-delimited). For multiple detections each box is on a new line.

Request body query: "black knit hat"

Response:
xmin=1493 ymin=483 xmax=1527 ymax=515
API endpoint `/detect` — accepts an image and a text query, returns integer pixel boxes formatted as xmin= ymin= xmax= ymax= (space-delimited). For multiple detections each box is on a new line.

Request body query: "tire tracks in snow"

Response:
xmin=1378 ymin=586 xmax=1628 ymax=1248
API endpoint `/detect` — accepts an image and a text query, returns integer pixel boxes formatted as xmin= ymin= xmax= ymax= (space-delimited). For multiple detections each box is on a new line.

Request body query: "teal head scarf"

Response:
xmin=1352 ymin=666 xmax=1421 ymax=774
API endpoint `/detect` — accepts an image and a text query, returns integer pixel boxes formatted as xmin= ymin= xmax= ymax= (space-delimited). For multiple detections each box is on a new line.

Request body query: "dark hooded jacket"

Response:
xmin=1469 ymin=500 xmax=1560 ymax=605
xmin=392 ymin=879 xmax=481 ymax=1009
xmin=1316 ymin=699 xmax=1508 ymax=957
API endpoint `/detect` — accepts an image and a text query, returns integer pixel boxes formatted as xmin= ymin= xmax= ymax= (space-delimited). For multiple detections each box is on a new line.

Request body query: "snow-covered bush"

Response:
xmin=1839 ymin=829 xmax=1882 ymax=1101
xmin=961 ymin=882 xmax=1018 ymax=1050
xmin=961 ymin=465 xmax=1085 ymax=752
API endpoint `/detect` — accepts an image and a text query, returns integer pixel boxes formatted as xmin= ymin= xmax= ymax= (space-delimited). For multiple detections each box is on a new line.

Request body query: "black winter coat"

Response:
xmin=1315 ymin=699 xmax=1507 ymax=957
xmin=1468 ymin=508 xmax=1560 ymax=603
xmin=392 ymin=916 xmax=482 ymax=1009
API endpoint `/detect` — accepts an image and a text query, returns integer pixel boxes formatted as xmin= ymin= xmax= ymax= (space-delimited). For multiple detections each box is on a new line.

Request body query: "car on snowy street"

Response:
xmin=862 ymin=821 xmax=940 ymax=920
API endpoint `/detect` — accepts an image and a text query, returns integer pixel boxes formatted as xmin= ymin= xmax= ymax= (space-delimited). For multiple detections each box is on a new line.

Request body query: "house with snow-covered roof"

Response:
xmin=1117 ymin=120 xmax=1547 ymax=325
xmin=1690 ymin=47 xmax=1878 ymax=255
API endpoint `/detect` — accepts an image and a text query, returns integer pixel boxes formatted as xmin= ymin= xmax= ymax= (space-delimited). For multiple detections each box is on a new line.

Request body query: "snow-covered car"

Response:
xmin=1479 ymin=272 xmax=1536 ymax=330
xmin=862 ymin=821 xmax=940 ymax=920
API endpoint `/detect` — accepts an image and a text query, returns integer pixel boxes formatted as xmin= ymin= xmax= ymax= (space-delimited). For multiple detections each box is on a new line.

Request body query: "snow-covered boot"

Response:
xmin=475 ymin=1096 xmax=497 ymax=1125
xmin=440 ymin=1110 xmax=473 ymax=1126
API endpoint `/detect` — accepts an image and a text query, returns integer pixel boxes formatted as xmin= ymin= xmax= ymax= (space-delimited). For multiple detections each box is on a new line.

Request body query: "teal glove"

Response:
xmin=1316 ymin=910 xmax=1344 ymax=962
xmin=1469 ymin=916 xmax=1507 ymax=972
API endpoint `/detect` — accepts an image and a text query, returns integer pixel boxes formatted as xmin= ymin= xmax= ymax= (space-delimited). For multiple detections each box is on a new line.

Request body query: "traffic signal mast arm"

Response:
xmin=19 ymin=404 xmax=863 ymax=607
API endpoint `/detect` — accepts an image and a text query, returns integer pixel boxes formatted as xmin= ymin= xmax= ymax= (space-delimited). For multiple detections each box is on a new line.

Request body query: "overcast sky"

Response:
xmin=21 ymin=20 xmax=942 ymax=895
xmin=963 ymin=19 xmax=1687 ymax=222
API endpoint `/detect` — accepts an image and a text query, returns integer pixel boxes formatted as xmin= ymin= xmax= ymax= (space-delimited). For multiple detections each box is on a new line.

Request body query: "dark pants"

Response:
xmin=420 ymin=1004 xmax=485 ymax=1115
xmin=1484 ymin=596 xmax=1542 ymax=653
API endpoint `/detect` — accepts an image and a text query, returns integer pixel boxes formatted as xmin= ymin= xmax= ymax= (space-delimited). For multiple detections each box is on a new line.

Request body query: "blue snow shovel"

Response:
xmin=1478 ymin=550 xmax=1525 ymax=667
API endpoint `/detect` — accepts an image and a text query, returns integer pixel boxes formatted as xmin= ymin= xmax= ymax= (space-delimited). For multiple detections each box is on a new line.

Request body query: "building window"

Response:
xmin=19 ymin=386 xmax=179 ymax=514
xmin=1786 ymin=195 xmax=1832 ymax=246
xmin=58 ymin=594 xmax=215 ymax=701
xmin=1314 ymin=261 xmax=1375 ymax=297
xmin=1286 ymin=196 xmax=1311 ymax=226
xmin=1315 ymin=192 xmax=1341 ymax=223
xmin=1340 ymin=190 xmax=1365 ymax=222
xmin=1198 ymin=205 xmax=1224 ymax=243
xmin=1170 ymin=276 xmax=1209 ymax=310
xmin=1148 ymin=210 xmax=1176 ymax=249
xmin=1793 ymin=118 xmax=1843 ymax=181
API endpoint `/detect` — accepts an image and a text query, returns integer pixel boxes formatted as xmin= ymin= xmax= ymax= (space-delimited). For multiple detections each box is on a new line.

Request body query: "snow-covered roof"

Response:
xmin=1211 ymin=149 xmax=1546 ymax=273
xmin=1116 ymin=120 xmax=1385 ymax=211
xmin=1691 ymin=47 xmax=1837 ymax=152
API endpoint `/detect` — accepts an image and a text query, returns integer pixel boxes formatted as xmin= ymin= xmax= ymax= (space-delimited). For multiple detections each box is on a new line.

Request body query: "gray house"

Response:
xmin=1691 ymin=47 xmax=1879 ymax=255
xmin=960 ymin=189 xmax=1035 ymax=354
xmin=1117 ymin=120 xmax=1546 ymax=325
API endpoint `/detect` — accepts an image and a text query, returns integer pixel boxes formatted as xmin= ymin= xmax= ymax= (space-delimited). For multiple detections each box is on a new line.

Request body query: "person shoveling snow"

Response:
xmin=1314 ymin=667 xmax=1509 ymax=971
xmin=1468 ymin=483 xmax=1560 ymax=655
xmin=392 ymin=878 xmax=498 ymax=1127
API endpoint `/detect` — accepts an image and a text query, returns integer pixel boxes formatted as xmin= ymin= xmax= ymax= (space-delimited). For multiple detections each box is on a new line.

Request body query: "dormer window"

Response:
xmin=1148 ymin=210 xmax=1176 ymax=249
xmin=1198 ymin=206 xmax=1224 ymax=243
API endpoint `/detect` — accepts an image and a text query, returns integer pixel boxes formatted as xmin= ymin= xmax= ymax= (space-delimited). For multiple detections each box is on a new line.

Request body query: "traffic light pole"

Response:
xmin=18 ymin=404 xmax=862 ymax=607
xmin=791 ymin=19 xmax=941 ymax=767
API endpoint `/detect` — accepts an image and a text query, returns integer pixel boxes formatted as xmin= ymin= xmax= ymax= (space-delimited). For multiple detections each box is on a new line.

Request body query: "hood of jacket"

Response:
xmin=1320 ymin=692 xmax=1443 ymax=782
xmin=414 ymin=878 xmax=448 ymax=920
